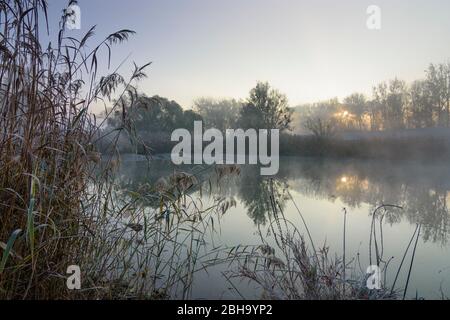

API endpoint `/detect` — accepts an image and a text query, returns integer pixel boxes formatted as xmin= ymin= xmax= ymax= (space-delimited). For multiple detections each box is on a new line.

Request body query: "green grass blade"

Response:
xmin=0 ymin=229 xmax=22 ymax=274
xmin=27 ymin=176 xmax=37 ymax=257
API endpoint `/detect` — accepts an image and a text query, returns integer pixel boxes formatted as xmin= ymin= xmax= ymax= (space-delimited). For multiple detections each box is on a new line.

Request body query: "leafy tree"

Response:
xmin=426 ymin=63 xmax=450 ymax=127
xmin=366 ymin=99 xmax=383 ymax=131
xmin=182 ymin=110 xmax=203 ymax=129
xmin=343 ymin=93 xmax=367 ymax=130
xmin=299 ymin=99 xmax=340 ymax=138
xmin=408 ymin=80 xmax=434 ymax=128
xmin=387 ymin=79 xmax=408 ymax=130
xmin=239 ymin=82 xmax=292 ymax=131
xmin=107 ymin=95 xmax=202 ymax=133
xmin=372 ymin=79 xmax=407 ymax=130
xmin=193 ymin=98 xmax=242 ymax=131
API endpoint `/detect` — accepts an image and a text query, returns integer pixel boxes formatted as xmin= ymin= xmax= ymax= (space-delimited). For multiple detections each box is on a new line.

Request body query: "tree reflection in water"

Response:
xmin=117 ymin=157 xmax=450 ymax=244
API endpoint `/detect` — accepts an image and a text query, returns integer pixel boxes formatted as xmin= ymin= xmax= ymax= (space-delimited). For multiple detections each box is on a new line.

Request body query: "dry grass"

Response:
xmin=0 ymin=0 xmax=230 ymax=300
xmin=225 ymin=181 xmax=415 ymax=300
xmin=0 ymin=0 xmax=142 ymax=299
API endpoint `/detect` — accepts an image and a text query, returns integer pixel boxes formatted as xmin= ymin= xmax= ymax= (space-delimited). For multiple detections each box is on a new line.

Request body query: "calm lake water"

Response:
xmin=118 ymin=156 xmax=450 ymax=299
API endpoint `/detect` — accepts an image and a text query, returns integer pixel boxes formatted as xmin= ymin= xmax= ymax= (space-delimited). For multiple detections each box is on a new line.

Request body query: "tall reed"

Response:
xmin=0 ymin=0 xmax=150 ymax=299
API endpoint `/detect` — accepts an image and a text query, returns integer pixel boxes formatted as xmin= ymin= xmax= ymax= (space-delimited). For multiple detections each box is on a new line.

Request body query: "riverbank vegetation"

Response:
xmin=101 ymin=64 xmax=450 ymax=161
xmin=0 ymin=0 xmax=445 ymax=300
xmin=0 ymin=0 xmax=144 ymax=298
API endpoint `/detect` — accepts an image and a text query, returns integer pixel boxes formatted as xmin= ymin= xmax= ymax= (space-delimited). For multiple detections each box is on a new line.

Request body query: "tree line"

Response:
xmin=105 ymin=61 xmax=450 ymax=140
xmin=295 ymin=62 xmax=450 ymax=137
xmin=105 ymin=81 xmax=293 ymax=135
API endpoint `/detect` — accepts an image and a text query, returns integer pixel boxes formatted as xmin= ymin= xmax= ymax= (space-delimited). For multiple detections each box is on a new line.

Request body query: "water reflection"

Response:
xmin=237 ymin=165 xmax=289 ymax=225
xmin=118 ymin=157 xmax=450 ymax=244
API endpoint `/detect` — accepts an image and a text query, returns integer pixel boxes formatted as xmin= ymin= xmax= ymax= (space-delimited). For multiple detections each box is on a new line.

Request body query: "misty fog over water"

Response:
xmin=115 ymin=157 xmax=450 ymax=299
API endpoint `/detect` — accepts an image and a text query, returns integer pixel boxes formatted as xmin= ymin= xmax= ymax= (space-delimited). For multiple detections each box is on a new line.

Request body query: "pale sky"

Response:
xmin=47 ymin=0 xmax=450 ymax=109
